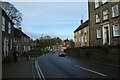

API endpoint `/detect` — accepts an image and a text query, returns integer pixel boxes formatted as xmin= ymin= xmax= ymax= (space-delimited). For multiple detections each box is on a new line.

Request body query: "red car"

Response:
xmin=58 ymin=52 xmax=65 ymax=57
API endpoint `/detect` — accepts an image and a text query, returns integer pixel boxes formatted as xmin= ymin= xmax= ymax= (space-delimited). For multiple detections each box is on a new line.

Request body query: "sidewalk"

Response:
xmin=2 ymin=57 xmax=36 ymax=79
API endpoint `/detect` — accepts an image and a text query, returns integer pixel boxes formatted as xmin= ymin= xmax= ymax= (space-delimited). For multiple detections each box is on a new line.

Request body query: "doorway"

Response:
xmin=102 ymin=24 xmax=110 ymax=45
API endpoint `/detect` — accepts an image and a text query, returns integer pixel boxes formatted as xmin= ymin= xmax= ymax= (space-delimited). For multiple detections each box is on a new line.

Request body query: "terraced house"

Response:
xmin=89 ymin=0 xmax=120 ymax=46
xmin=0 ymin=7 xmax=14 ymax=61
xmin=14 ymin=27 xmax=31 ymax=55
xmin=74 ymin=20 xmax=89 ymax=47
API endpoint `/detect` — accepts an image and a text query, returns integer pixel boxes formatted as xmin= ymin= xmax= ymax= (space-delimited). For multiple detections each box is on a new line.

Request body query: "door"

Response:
xmin=102 ymin=24 xmax=110 ymax=45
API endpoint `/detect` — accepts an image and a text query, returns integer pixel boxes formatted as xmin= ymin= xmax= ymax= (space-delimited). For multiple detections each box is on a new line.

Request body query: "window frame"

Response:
xmin=95 ymin=0 xmax=100 ymax=9
xmin=103 ymin=9 xmax=109 ymax=21
xmin=2 ymin=16 xmax=5 ymax=31
xmin=84 ymin=34 xmax=87 ymax=42
xmin=8 ymin=21 xmax=11 ymax=34
xmin=113 ymin=24 xmax=120 ymax=37
xmin=102 ymin=0 xmax=108 ymax=4
xmin=10 ymin=39 xmax=12 ymax=49
xmin=14 ymin=38 xmax=17 ymax=42
xmin=112 ymin=4 xmax=119 ymax=18
xmin=96 ymin=28 xmax=101 ymax=39
xmin=96 ymin=13 xmax=100 ymax=23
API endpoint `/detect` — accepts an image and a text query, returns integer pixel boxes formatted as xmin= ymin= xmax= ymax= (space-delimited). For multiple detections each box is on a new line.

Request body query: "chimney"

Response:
xmin=81 ymin=19 xmax=83 ymax=24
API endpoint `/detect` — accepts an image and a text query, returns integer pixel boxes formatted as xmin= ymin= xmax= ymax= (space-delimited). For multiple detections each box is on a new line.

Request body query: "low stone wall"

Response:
xmin=64 ymin=45 xmax=120 ymax=65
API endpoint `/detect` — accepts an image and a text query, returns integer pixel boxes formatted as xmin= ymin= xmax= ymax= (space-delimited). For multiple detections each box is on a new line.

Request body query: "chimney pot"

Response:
xmin=81 ymin=19 xmax=83 ymax=24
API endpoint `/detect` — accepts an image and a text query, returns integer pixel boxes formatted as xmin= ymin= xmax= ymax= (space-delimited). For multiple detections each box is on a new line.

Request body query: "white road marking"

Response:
xmin=35 ymin=60 xmax=45 ymax=80
xmin=35 ymin=61 xmax=41 ymax=78
xmin=37 ymin=62 xmax=45 ymax=80
xmin=74 ymin=65 xmax=107 ymax=77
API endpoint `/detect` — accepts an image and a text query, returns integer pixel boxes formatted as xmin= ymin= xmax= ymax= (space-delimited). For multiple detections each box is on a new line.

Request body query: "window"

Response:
xmin=2 ymin=16 xmax=5 ymax=31
xmin=84 ymin=28 xmax=86 ymax=33
xmin=103 ymin=9 xmax=108 ymax=21
xmin=96 ymin=14 xmax=100 ymax=23
xmin=14 ymin=38 xmax=17 ymax=42
xmin=113 ymin=24 xmax=120 ymax=37
xmin=10 ymin=39 xmax=12 ymax=49
xmin=79 ymin=30 xmax=81 ymax=34
xmin=112 ymin=4 xmax=119 ymax=18
xmin=75 ymin=38 xmax=77 ymax=42
xmin=8 ymin=22 xmax=11 ymax=34
xmin=75 ymin=32 xmax=77 ymax=35
xmin=102 ymin=0 xmax=108 ymax=4
xmin=95 ymin=0 xmax=100 ymax=8
xmin=85 ymin=34 xmax=87 ymax=42
xmin=96 ymin=28 xmax=101 ymax=38
xmin=28 ymin=46 xmax=31 ymax=51
xmin=79 ymin=37 xmax=81 ymax=42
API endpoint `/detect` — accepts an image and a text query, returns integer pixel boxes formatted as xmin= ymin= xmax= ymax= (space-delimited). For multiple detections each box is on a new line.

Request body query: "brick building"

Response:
xmin=88 ymin=0 xmax=120 ymax=46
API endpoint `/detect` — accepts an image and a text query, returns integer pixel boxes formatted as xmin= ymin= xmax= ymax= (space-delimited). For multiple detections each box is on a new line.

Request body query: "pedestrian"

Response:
xmin=13 ymin=48 xmax=18 ymax=63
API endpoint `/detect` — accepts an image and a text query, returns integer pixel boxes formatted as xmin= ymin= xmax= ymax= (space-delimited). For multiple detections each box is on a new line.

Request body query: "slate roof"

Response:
xmin=1 ymin=7 xmax=14 ymax=25
xmin=14 ymin=27 xmax=30 ymax=38
xmin=74 ymin=20 xmax=89 ymax=33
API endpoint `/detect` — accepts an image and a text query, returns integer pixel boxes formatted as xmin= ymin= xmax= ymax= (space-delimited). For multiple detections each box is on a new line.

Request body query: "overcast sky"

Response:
xmin=11 ymin=2 xmax=88 ymax=40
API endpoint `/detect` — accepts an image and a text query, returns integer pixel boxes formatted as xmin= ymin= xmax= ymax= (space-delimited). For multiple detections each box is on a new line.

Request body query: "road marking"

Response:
xmin=37 ymin=62 xmax=45 ymax=80
xmin=35 ymin=61 xmax=41 ymax=79
xmin=35 ymin=60 xmax=45 ymax=80
xmin=74 ymin=65 xmax=107 ymax=77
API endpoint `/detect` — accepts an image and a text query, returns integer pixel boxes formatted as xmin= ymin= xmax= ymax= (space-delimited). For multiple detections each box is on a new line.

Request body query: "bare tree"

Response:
xmin=1 ymin=1 xmax=22 ymax=26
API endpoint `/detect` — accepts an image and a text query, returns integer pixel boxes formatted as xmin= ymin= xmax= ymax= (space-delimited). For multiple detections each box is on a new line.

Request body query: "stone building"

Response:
xmin=0 ymin=7 xmax=14 ymax=61
xmin=74 ymin=20 xmax=89 ymax=47
xmin=14 ymin=27 xmax=31 ymax=55
xmin=88 ymin=0 xmax=120 ymax=46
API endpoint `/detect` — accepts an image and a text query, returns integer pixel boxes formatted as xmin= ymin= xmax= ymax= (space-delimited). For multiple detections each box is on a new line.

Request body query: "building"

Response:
xmin=74 ymin=20 xmax=89 ymax=47
xmin=63 ymin=38 xmax=74 ymax=48
xmin=0 ymin=7 xmax=14 ymax=61
xmin=0 ymin=6 xmax=2 ymax=80
xmin=14 ymin=27 xmax=31 ymax=55
xmin=88 ymin=0 xmax=120 ymax=46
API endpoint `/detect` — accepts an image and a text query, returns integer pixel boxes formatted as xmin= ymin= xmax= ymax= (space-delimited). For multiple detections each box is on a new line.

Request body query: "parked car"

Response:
xmin=58 ymin=52 xmax=65 ymax=57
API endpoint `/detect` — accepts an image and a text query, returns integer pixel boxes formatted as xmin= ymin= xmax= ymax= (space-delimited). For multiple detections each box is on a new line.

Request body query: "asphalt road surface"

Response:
xmin=35 ymin=52 xmax=119 ymax=79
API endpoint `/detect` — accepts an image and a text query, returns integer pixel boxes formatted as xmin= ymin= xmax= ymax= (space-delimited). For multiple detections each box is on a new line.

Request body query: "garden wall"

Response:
xmin=64 ymin=45 xmax=120 ymax=65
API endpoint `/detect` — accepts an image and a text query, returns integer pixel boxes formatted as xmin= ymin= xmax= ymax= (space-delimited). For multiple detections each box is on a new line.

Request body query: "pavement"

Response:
xmin=2 ymin=57 xmax=36 ymax=79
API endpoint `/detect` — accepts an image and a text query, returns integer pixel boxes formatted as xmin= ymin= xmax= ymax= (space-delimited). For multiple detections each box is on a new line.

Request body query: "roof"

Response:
xmin=1 ymin=7 xmax=14 ymax=24
xmin=14 ymin=27 xmax=30 ymax=38
xmin=74 ymin=20 xmax=89 ymax=33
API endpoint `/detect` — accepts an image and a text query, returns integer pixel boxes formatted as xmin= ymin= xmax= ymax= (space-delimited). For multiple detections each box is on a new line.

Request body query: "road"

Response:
xmin=34 ymin=52 xmax=119 ymax=79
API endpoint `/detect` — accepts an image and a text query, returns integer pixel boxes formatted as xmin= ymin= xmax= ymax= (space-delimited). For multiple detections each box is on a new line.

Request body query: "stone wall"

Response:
xmin=64 ymin=45 xmax=120 ymax=65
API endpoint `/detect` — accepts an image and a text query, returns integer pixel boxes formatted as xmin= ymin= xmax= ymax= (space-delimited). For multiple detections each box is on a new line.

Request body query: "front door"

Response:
xmin=102 ymin=24 xmax=110 ymax=45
